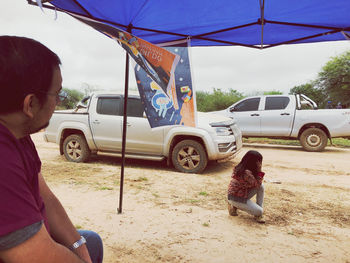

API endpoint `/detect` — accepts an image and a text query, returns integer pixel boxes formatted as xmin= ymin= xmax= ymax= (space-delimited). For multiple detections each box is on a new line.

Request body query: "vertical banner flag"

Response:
xmin=69 ymin=13 xmax=180 ymax=96
xmin=134 ymin=40 xmax=196 ymax=128
xmin=67 ymin=13 xmax=195 ymax=128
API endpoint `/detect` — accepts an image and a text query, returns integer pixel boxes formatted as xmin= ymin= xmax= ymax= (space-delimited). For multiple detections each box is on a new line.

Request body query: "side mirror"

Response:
xmin=229 ymin=107 xmax=236 ymax=112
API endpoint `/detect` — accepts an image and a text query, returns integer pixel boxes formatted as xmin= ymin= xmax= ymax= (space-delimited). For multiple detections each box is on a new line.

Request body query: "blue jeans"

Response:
xmin=228 ymin=184 xmax=264 ymax=216
xmin=78 ymin=230 xmax=103 ymax=263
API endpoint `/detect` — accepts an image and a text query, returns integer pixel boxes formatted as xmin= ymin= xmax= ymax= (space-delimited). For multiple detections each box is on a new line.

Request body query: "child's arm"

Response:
xmin=242 ymin=170 xmax=262 ymax=187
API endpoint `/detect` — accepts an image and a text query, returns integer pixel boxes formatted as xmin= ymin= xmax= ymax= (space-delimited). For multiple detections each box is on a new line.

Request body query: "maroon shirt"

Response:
xmin=0 ymin=123 xmax=49 ymax=238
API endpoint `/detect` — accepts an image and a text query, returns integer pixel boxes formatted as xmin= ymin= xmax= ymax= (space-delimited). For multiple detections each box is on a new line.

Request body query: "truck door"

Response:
xmin=230 ymin=97 xmax=261 ymax=136
xmin=260 ymin=96 xmax=294 ymax=136
xmin=90 ymin=96 xmax=123 ymax=151
xmin=124 ymin=97 xmax=163 ymax=155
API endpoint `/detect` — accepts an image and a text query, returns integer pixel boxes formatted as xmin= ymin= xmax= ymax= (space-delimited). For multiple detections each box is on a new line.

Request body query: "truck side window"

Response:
xmin=126 ymin=98 xmax=144 ymax=117
xmin=265 ymin=97 xmax=290 ymax=110
xmin=97 ymin=97 xmax=121 ymax=115
xmin=234 ymin=98 xmax=260 ymax=111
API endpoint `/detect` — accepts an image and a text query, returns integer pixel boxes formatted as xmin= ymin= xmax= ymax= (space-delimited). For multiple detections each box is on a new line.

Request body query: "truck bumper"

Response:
xmin=209 ymin=126 xmax=243 ymax=161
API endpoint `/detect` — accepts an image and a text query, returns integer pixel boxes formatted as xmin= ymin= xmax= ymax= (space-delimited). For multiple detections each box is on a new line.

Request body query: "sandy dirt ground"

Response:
xmin=32 ymin=132 xmax=350 ymax=263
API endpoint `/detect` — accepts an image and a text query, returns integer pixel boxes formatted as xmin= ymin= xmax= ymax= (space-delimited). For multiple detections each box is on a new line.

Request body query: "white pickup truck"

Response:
xmin=44 ymin=92 xmax=242 ymax=173
xmin=213 ymin=94 xmax=350 ymax=152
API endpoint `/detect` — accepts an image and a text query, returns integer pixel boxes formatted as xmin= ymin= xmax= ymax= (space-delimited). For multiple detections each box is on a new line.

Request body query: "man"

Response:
xmin=0 ymin=36 xmax=103 ymax=263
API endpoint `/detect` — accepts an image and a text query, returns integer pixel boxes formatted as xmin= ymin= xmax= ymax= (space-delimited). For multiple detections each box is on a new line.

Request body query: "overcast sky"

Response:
xmin=2 ymin=0 xmax=350 ymax=95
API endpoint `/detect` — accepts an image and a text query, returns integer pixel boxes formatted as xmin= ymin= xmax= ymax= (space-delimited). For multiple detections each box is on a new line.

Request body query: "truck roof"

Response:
xmin=91 ymin=90 xmax=140 ymax=97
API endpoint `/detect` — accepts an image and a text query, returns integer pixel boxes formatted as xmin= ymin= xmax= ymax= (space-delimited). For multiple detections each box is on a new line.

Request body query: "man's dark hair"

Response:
xmin=0 ymin=36 xmax=61 ymax=114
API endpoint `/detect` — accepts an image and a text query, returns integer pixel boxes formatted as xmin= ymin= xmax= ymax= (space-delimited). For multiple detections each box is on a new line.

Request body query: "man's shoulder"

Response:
xmin=0 ymin=128 xmax=30 ymax=168
xmin=0 ymin=134 xmax=19 ymax=158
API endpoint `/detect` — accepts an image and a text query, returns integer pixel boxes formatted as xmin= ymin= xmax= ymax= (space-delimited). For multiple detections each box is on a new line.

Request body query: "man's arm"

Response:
xmin=38 ymin=172 xmax=92 ymax=263
xmin=0 ymin=224 xmax=84 ymax=263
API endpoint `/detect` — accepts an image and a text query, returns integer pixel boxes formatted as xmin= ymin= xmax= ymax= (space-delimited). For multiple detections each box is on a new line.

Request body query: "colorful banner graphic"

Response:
xmin=69 ymin=13 xmax=179 ymax=95
xmin=134 ymin=40 xmax=196 ymax=128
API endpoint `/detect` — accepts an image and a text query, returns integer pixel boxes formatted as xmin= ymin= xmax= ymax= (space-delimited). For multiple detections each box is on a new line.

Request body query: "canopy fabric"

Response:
xmin=37 ymin=0 xmax=350 ymax=48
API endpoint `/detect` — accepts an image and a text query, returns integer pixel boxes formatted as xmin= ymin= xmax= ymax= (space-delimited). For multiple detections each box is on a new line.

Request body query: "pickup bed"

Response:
xmin=44 ymin=92 xmax=242 ymax=173
xmin=213 ymin=94 xmax=350 ymax=151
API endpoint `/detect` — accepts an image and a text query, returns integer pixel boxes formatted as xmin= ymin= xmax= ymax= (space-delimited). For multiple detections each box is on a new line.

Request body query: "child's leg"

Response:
xmin=228 ymin=199 xmax=263 ymax=216
xmin=256 ymin=184 xmax=264 ymax=207
xmin=246 ymin=184 xmax=264 ymax=207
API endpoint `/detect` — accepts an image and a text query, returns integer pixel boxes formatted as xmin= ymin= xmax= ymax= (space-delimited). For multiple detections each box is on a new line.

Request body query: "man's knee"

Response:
xmin=78 ymin=230 xmax=103 ymax=263
xmin=78 ymin=230 xmax=102 ymax=244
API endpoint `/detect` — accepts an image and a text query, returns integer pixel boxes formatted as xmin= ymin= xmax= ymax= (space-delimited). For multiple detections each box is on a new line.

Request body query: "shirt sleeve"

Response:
xmin=0 ymin=221 xmax=43 ymax=251
xmin=0 ymin=139 xmax=43 ymax=237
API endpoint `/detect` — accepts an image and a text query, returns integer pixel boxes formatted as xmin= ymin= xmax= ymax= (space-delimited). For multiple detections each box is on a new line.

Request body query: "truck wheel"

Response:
xmin=63 ymin=135 xmax=90 ymax=163
xmin=172 ymin=140 xmax=208 ymax=174
xmin=299 ymin=128 xmax=328 ymax=152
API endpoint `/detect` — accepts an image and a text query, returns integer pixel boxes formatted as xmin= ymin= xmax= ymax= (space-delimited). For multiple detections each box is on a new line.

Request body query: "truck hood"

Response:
xmin=197 ymin=112 xmax=235 ymax=128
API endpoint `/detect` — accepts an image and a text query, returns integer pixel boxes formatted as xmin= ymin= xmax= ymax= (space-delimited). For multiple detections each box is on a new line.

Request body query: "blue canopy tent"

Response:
xmin=29 ymin=0 xmax=350 ymax=48
xmin=27 ymin=0 xmax=350 ymax=213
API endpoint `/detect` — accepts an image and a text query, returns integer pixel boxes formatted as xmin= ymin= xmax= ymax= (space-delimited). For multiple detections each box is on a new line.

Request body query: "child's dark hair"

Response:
xmin=234 ymin=150 xmax=263 ymax=177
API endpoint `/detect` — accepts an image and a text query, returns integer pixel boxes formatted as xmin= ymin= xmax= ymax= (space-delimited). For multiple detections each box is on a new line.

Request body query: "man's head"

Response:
xmin=0 ymin=36 xmax=63 ymax=136
xmin=0 ymin=36 xmax=61 ymax=114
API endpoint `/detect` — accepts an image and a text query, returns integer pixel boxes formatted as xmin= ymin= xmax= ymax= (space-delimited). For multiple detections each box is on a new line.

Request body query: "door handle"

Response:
xmin=280 ymin=113 xmax=290 ymax=116
xmin=92 ymin=120 xmax=100 ymax=124
xmin=250 ymin=113 xmax=260 ymax=116
xmin=127 ymin=122 xmax=131 ymax=127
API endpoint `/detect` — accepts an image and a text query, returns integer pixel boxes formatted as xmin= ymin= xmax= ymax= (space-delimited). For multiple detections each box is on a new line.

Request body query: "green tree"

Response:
xmin=59 ymin=88 xmax=84 ymax=109
xmin=289 ymin=82 xmax=326 ymax=108
xmin=263 ymin=90 xmax=283 ymax=95
xmin=196 ymin=88 xmax=244 ymax=112
xmin=317 ymin=51 xmax=350 ymax=108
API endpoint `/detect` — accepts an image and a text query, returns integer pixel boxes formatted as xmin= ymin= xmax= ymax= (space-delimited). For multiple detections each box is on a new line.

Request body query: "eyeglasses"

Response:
xmin=36 ymin=89 xmax=68 ymax=102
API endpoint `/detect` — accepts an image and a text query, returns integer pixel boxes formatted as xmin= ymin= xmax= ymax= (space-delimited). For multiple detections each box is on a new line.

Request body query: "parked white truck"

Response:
xmin=44 ymin=92 xmax=242 ymax=173
xmin=213 ymin=94 xmax=350 ymax=152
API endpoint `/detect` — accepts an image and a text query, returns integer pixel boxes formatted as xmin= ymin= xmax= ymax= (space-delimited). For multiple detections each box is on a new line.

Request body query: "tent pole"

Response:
xmin=259 ymin=0 xmax=265 ymax=48
xmin=117 ymin=50 xmax=129 ymax=214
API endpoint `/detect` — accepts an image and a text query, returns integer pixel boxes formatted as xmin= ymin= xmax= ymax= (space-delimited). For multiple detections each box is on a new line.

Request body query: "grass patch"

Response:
xmin=243 ymin=137 xmax=350 ymax=148
xmin=202 ymin=222 xmax=210 ymax=227
xmin=132 ymin=177 xmax=148 ymax=182
xmin=331 ymin=138 xmax=350 ymax=147
xmin=152 ymin=193 xmax=160 ymax=198
xmin=265 ymin=184 xmax=350 ymax=228
xmin=138 ymin=177 xmax=148 ymax=181
xmin=98 ymin=186 xmax=113 ymax=190
xmin=199 ymin=191 xmax=208 ymax=196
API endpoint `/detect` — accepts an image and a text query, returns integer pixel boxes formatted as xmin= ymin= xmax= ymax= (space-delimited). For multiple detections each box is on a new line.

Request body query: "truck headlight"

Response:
xmin=215 ymin=127 xmax=231 ymax=136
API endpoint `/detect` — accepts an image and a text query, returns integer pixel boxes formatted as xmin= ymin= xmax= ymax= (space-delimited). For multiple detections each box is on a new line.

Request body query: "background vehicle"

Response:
xmin=213 ymin=94 xmax=350 ymax=152
xmin=44 ymin=92 xmax=242 ymax=173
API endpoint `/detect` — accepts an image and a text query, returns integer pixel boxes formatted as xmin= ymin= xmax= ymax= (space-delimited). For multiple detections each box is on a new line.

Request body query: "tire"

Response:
xmin=299 ymin=128 xmax=328 ymax=152
xmin=171 ymin=139 xmax=208 ymax=173
xmin=63 ymin=134 xmax=91 ymax=162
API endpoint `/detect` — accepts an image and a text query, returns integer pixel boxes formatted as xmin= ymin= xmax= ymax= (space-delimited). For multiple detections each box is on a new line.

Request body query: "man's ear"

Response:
xmin=23 ymin=94 xmax=37 ymax=118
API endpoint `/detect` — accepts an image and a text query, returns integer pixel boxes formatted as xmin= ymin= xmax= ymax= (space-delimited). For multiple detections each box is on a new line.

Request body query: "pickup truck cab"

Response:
xmin=214 ymin=94 xmax=350 ymax=152
xmin=44 ymin=91 xmax=242 ymax=173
